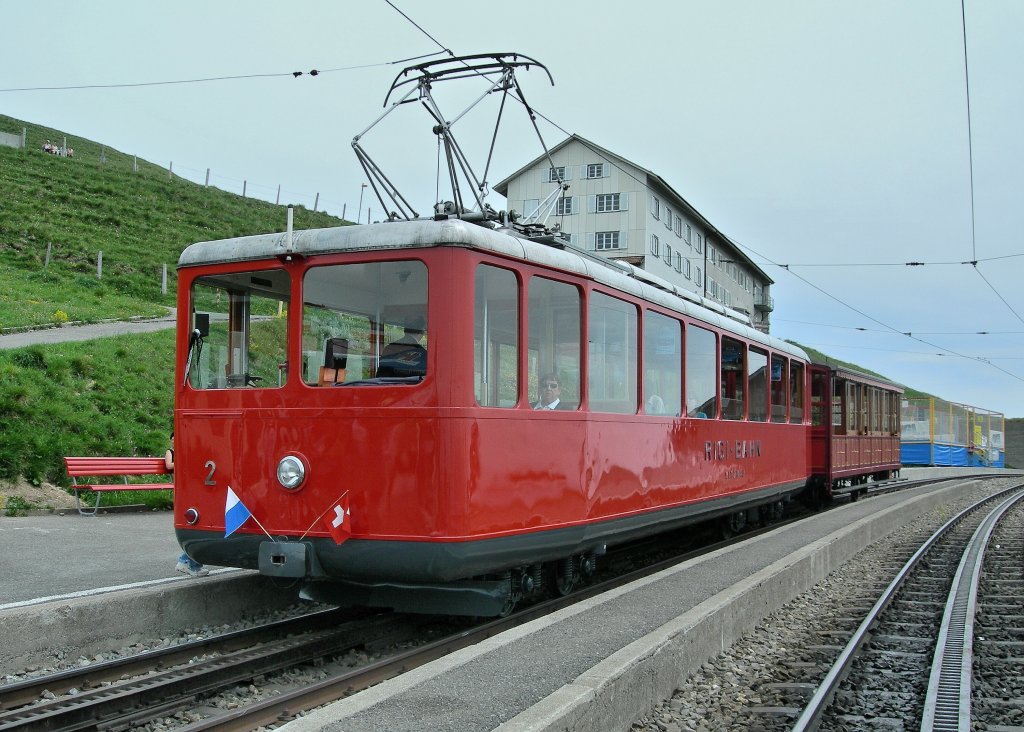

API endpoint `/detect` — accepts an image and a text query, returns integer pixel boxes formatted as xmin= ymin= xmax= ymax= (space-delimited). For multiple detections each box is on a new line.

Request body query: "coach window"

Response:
xmin=770 ymin=354 xmax=787 ymax=423
xmin=748 ymin=347 xmax=768 ymax=422
xmin=589 ymin=292 xmax=638 ymax=414
xmin=721 ymin=337 xmax=746 ymax=420
xmin=790 ymin=361 xmax=805 ymax=423
xmin=188 ymin=269 xmax=289 ymax=389
xmin=686 ymin=324 xmax=717 ymax=418
xmin=474 ymin=265 xmax=519 ymax=407
xmin=528 ymin=277 xmax=581 ymax=409
xmin=643 ymin=311 xmax=682 ymax=416
xmin=301 ymin=261 xmax=428 ymax=385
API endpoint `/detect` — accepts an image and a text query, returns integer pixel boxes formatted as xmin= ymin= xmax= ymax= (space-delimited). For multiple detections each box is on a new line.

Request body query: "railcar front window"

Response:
xmin=302 ymin=261 xmax=428 ymax=386
xmin=475 ymin=265 xmax=519 ymax=407
xmin=644 ymin=311 xmax=682 ymax=416
xmin=188 ymin=269 xmax=289 ymax=389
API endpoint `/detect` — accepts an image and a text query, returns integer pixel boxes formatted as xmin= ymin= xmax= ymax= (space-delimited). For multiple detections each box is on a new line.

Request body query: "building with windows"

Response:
xmin=494 ymin=134 xmax=775 ymax=332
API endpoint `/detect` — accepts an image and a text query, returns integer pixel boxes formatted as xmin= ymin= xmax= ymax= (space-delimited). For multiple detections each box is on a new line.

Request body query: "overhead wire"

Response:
xmin=0 ymin=52 xmax=449 ymax=93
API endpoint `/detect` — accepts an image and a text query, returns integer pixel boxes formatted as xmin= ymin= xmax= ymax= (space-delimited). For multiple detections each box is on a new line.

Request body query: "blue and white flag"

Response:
xmin=224 ymin=486 xmax=252 ymax=538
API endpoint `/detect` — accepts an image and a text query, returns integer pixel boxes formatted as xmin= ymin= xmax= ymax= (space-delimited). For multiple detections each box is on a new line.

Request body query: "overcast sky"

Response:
xmin=3 ymin=1 xmax=1022 ymax=418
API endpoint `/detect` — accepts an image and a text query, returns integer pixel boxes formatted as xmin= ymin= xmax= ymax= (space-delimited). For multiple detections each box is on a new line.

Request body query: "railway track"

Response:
xmin=789 ymin=484 xmax=1024 ymax=731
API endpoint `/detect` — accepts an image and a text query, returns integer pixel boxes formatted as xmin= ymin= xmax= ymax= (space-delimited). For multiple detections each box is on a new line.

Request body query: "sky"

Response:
xmin=2 ymin=0 xmax=1023 ymax=418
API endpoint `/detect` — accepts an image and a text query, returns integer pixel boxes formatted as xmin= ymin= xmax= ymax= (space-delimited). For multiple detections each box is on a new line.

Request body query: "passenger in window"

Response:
xmin=377 ymin=315 xmax=427 ymax=377
xmin=646 ymin=394 xmax=665 ymax=415
xmin=533 ymin=373 xmax=568 ymax=410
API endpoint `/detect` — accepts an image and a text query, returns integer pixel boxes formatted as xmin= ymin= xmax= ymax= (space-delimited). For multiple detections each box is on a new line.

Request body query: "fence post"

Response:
xmin=243 ymin=180 xmax=247 ymax=198
xmin=133 ymin=155 xmax=138 ymax=173
xmin=97 ymin=251 xmax=103 ymax=279
xmin=276 ymin=184 xmax=280 ymax=205
xmin=205 ymin=168 xmax=210 ymax=186
xmin=168 ymin=161 xmax=173 ymax=179
xmin=313 ymin=192 xmax=319 ymax=211
xmin=44 ymin=242 xmax=52 ymax=269
xmin=100 ymin=146 xmax=106 ymax=164
xmin=21 ymin=127 xmax=26 ymax=149
xmin=342 ymin=203 xmax=346 ymax=221
xmin=367 ymin=208 xmax=371 ymax=225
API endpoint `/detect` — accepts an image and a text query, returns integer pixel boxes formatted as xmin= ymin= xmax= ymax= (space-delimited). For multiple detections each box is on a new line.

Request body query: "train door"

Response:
xmin=809 ymin=365 xmax=831 ymax=489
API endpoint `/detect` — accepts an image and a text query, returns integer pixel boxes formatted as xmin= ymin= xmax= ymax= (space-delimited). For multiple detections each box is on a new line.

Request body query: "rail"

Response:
xmin=789 ymin=483 xmax=1023 ymax=732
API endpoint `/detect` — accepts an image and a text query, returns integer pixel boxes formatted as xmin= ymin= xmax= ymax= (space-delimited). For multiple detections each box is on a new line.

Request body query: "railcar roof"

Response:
xmin=180 ymin=219 xmax=809 ymax=362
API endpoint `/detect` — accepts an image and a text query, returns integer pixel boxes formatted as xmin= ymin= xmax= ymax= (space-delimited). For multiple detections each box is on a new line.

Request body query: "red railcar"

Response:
xmin=173 ymin=219 xmax=815 ymax=614
xmin=809 ymin=364 xmax=903 ymax=499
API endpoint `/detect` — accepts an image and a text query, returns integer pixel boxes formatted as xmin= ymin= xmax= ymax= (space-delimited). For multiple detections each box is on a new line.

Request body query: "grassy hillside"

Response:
xmin=0 ymin=332 xmax=173 ymax=488
xmin=791 ymin=341 xmax=933 ymax=400
xmin=0 ymin=114 xmax=346 ymax=329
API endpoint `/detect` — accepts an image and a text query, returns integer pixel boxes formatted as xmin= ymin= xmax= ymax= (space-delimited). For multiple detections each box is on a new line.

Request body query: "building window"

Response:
xmin=684 ymin=223 xmax=692 ymax=245
xmin=674 ymin=252 xmax=682 ymax=272
xmin=695 ymin=267 xmax=703 ymax=287
xmin=596 ymin=231 xmax=621 ymax=250
xmin=586 ymin=163 xmax=605 ymax=178
xmin=709 ymin=245 xmax=718 ymax=265
xmin=546 ymin=166 xmax=567 ymax=182
xmin=521 ymin=198 xmax=539 ymax=218
xmin=650 ymin=234 xmax=660 ymax=256
xmin=682 ymin=258 xmax=691 ymax=278
xmin=695 ymin=233 xmax=703 ymax=253
xmin=650 ymin=195 xmax=660 ymax=220
xmin=596 ymin=193 xmax=622 ymax=212
xmin=709 ymin=279 xmax=719 ymax=299
xmin=664 ymin=206 xmax=673 ymax=230
xmin=663 ymin=244 xmax=672 ymax=265
xmin=674 ymin=215 xmax=682 ymax=238
xmin=556 ymin=196 xmax=574 ymax=215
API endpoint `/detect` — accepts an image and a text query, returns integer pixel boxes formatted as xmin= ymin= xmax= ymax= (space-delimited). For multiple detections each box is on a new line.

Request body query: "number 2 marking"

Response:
xmin=204 ymin=461 xmax=217 ymax=486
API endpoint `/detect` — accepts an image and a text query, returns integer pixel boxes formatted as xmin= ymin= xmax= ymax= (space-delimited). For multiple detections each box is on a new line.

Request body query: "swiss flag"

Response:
xmin=324 ymin=493 xmax=351 ymax=545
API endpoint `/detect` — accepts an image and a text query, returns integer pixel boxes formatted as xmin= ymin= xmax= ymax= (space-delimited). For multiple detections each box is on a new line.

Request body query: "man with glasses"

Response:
xmin=533 ymin=373 xmax=566 ymax=410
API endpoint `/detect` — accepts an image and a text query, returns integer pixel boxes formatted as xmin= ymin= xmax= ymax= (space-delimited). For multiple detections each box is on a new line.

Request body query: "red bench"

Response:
xmin=64 ymin=456 xmax=173 ymax=516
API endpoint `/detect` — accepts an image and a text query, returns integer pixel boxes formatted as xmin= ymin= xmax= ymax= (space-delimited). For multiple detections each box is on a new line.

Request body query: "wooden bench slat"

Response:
xmin=81 ymin=483 xmax=173 ymax=492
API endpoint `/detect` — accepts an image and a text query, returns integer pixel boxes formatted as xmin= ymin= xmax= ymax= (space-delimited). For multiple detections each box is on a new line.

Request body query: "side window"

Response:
xmin=189 ymin=269 xmax=289 ymax=389
xmin=721 ymin=336 xmax=745 ymax=420
xmin=588 ymin=292 xmax=638 ymax=414
xmin=771 ymin=354 xmax=788 ymax=423
xmin=474 ymin=265 xmax=519 ymax=407
xmin=644 ymin=311 xmax=682 ymax=416
xmin=790 ymin=361 xmax=805 ymax=423
xmin=686 ymin=324 xmax=717 ymax=418
xmin=748 ymin=347 xmax=768 ymax=422
xmin=528 ymin=277 xmax=581 ymax=409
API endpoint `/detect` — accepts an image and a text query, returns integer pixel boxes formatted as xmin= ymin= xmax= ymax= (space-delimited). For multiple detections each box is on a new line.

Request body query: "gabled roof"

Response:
xmin=493 ymin=133 xmax=772 ymax=285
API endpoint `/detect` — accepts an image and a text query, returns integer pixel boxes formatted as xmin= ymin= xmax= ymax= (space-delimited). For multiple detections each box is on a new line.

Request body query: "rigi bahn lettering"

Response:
xmin=704 ymin=440 xmax=763 ymax=461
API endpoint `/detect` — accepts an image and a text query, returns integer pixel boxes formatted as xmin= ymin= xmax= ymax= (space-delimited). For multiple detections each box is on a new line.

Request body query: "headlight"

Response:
xmin=277 ymin=455 xmax=306 ymax=490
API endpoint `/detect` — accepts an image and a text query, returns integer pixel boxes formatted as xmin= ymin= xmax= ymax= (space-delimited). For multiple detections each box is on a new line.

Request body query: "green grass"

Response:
xmin=0 ymin=331 xmax=175 ymax=487
xmin=0 ymin=113 xmax=347 ymax=328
